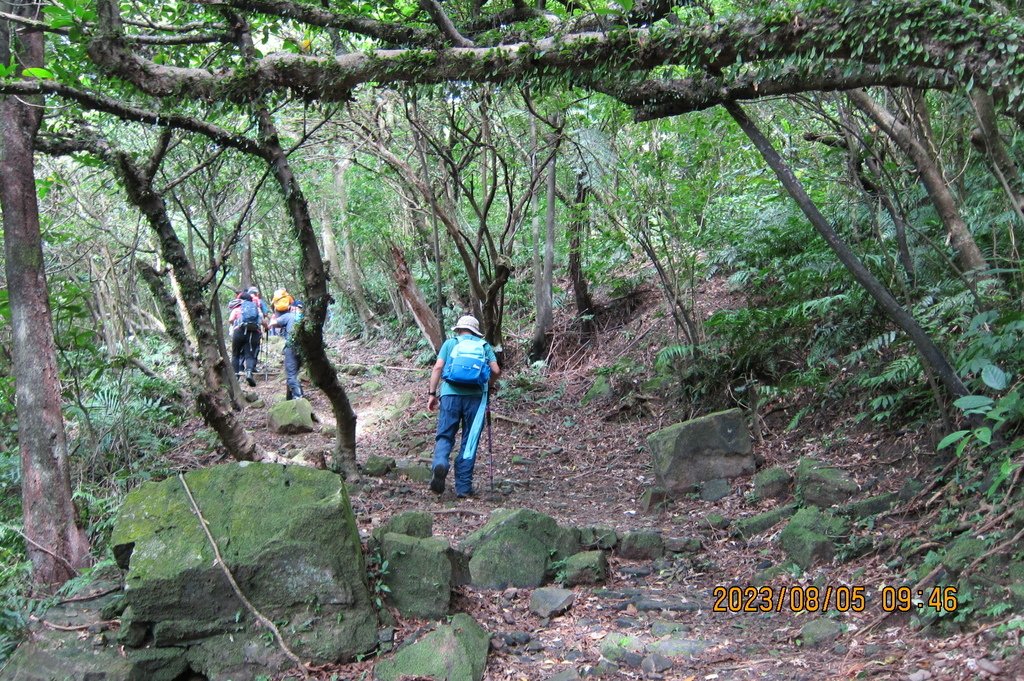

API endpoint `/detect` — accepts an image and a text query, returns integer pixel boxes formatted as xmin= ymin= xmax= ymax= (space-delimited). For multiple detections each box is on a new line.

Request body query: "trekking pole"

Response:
xmin=263 ymin=326 xmax=269 ymax=381
xmin=486 ymin=401 xmax=494 ymax=493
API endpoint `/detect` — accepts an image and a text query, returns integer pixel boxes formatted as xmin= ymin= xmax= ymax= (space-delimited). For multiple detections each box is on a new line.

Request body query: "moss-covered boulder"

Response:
xmin=578 ymin=526 xmax=618 ymax=550
xmin=372 ymin=510 xmax=433 ymax=547
xmin=647 ymin=409 xmax=753 ymax=495
xmin=617 ymin=531 xmax=664 ymax=560
xmin=110 ymin=463 xmax=377 ymax=678
xmin=799 ymin=618 xmax=843 ymax=647
xmin=363 ymin=454 xmax=397 ymax=477
xmin=561 ymin=550 xmax=609 ymax=586
xmin=381 ymin=533 xmax=452 ymax=619
xmin=753 ymin=466 xmax=792 ymax=500
xmin=779 ymin=507 xmax=850 ymax=570
xmin=731 ymin=504 xmax=798 ymax=539
xmin=582 ymin=374 xmax=614 ymax=405
xmin=795 ymin=458 xmax=859 ymax=508
xmin=460 ymin=509 xmax=580 ymax=589
xmin=374 ymin=613 xmax=490 ymax=681
xmin=267 ymin=397 xmax=315 ymax=434
xmin=838 ymin=492 xmax=898 ymax=519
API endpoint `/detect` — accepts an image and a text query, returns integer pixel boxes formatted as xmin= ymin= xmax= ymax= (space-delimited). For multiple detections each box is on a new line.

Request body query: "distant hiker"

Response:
xmin=248 ymin=286 xmax=270 ymax=318
xmin=270 ymin=288 xmax=294 ymax=336
xmin=269 ymin=300 xmax=305 ymax=400
xmin=229 ymin=291 xmax=263 ymax=386
xmin=426 ymin=315 xmax=501 ymax=498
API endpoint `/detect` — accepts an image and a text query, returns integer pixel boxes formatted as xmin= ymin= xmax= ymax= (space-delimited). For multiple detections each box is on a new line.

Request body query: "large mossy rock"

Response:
xmin=374 ymin=613 xmax=490 ymax=681
xmin=371 ymin=510 xmax=433 ymax=548
xmin=381 ymin=533 xmax=452 ymax=619
xmin=460 ymin=508 xmax=580 ymax=589
xmin=0 ymin=580 xmax=136 ymax=681
xmin=110 ymin=463 xmax=378 ymax=679
xmin=268 ymin=397 xmax=315 ymax=434
xmin=647 ymin=409 xmax=754 ymax=495
xmin=779 ymin=507 xmax=850 ymax=569
xmin=795 ymin=458 xmax=859 ymax=508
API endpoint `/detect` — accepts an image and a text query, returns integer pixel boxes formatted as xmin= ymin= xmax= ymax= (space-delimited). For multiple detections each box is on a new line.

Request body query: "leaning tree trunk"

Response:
xmin=1 ymin=0 xmax=90 ymax=588
xmin=112 ymin=146 xmax=259 ymax=462
xmin=848 ymin=89 xmax=988 ymax=277
xmin=725 ymin=101 xmax=969 ymax=402
xmin=970 ymin=89 xmax=1024 ymax=226
xmin=256 ymin=109 xmax=359 ymax=478
xmin=227 ymin=15 xmax=359 ymax=477
xmin=392 ymin=244 xmax=443 ymax=352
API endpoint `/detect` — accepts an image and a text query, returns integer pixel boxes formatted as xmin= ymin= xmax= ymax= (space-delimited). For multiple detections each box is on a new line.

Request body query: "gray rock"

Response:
xmin=780 ymin=507 xmax=850 ymax=569
xmin=646 ymin=636 xmax=713 ymax=657
xmin=753 ymin=466 xmax=792 ymax=500
xmin=374 ymin=613 xmax=490 ymax=681
xmin=795 ymin=458 xmax=859 ymax=507
xmin=799 ymin=617 xmax=843 ymax=647
xmin=663 ymin=537 xmax=701 ymax=553
xmin=647 ymin=409 xmax=753 ymax=495
xmin=631 ymin=597 xmax=700 ymax=613
xmin=598 ymin=634 xmax=645 ymax=662
xmin=650 ymin=620 xmax=690 ymax=637
xmin=641 ymin=653 xmax=673 ymax=673
xmin=530 ymin=587 xmax=575 ymax=618
xmin=639 ymin=487 xmax=670 ymax=513
xmin=700 ymin=478 xmax=732 ymax=501
xmin=617 ymin=531 xmax=664 ymax=560
xmin=547 ymin=669 xmax=582 ymax=681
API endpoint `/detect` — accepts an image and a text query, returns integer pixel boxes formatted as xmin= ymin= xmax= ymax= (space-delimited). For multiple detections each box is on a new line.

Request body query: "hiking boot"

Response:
xmin=245 ymin=371 xmax=256 ymax=387
xmin=429 ymin=465 xmax=447 ymax=495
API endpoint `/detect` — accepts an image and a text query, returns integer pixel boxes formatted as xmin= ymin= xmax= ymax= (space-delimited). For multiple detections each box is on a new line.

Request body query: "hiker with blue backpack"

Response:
xmin=268 ymin=300 xmax=304 ymax=400
xmin=426 ymin=315 xmax=501 ymax=498
xmin=228 ymin=291 xmax=265 ymax=387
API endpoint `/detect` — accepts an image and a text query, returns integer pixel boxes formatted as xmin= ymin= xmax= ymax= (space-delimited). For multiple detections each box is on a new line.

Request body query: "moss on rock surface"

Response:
xmin=110 ymin=463 xmax=378 ymax=675
xmin=374 ymin=613 xmax=490 ymax=681
xmin=267 ymin=398 xmax=315 ymax=433
xmin=461 ymin=509 xmax=580 ymax=589
xmin=381 ymin=533 xmax=452 ymax=619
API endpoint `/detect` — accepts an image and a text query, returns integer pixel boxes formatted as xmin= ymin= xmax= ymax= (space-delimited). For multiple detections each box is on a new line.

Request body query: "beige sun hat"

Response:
xmin=452 ymin=315 xmax=483 ymax=337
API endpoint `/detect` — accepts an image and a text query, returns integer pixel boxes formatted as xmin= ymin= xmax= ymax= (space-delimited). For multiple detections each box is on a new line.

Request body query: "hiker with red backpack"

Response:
xmin=228 ymin=291 xmax=264 ymax=386
xmin=426 ymin=315 xmax=501 ymax=498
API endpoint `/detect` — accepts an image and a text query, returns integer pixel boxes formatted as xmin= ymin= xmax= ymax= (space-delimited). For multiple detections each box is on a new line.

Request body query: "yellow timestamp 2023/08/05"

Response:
xmin=711 ymin=585 xmax=959 ymax=614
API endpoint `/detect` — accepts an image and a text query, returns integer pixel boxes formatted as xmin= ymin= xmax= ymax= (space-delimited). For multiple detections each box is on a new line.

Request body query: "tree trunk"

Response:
xmin=568 ymin=176 xmax=595 ymax=334
xmin=333 ymin=157 xmax=379 ymax=337
xmin=111 ymin=148 xmax=259 ymax=461
xmin=392 ymin=244 xmax=443 ymax=352
xmin=725 ymin=101 xmax=969 ymax=401
xmin=255 ymin=110 xmax=359 ymax=478
xmin=529 ymin=146 xmax=556 ymax=362
xmin=1 ymin=0 xmax=90 ymax=588
xmin=848 ymin=89 xmax=988 ymax=276
xmin=971 ymin=89 xmax=1024 ymax=226
xmin=240 ymin=234 xmax=254 ymax=291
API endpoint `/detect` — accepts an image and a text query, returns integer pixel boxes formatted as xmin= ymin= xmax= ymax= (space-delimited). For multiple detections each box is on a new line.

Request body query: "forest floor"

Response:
xmin=206 ymin=283 xmax=1023 ymax=681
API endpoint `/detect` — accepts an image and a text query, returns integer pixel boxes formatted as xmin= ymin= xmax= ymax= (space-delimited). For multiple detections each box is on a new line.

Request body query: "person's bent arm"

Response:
xmin=427 ymin=358 xmax=444 ymax=412
xmin=488 ymin=361 xmax=501 ymax=392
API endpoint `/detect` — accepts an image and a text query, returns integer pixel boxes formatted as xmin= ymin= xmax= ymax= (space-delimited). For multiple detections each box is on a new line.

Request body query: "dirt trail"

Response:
xmin=237 ymin=319 xmax=1017 ymax=681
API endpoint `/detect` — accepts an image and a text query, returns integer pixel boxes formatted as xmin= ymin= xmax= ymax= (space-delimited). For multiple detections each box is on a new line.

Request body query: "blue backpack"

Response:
xmin=442 ymin=336 xmax=490 ymax=387
xmin=239 ymin=299 xmax=260 ymax=327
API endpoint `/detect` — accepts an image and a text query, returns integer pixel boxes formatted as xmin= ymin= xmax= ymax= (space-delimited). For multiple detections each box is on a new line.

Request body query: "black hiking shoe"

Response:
xmin=245 ymin=371 xmax=256 ymax=387
xmin=429 ymin=465 xmax=447 ymax=495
